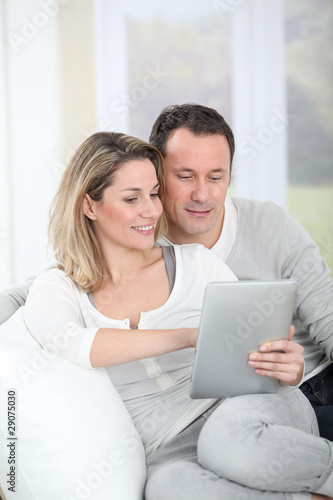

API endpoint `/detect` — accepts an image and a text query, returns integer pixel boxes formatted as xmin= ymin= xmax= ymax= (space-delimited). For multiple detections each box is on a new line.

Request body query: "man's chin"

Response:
xmin=180 ymin=218 xmax=216 ymax=235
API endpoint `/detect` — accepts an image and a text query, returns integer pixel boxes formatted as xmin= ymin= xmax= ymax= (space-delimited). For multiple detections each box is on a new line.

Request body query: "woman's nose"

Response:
xmin=141 ymin=197 xmax=162 ymax=219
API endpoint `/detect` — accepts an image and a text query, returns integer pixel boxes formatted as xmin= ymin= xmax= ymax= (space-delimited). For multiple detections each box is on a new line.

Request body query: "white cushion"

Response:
xmin=0 ymin=307 xmax=146 ymax=500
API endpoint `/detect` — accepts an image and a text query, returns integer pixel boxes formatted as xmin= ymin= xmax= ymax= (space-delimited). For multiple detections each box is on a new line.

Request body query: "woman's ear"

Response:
xmin=82 ymin=194 xmax=97 ymax=220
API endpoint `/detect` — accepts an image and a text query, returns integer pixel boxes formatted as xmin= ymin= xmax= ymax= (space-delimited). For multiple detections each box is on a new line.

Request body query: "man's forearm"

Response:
xmin=0 ymin=277 xmax=35 ymax=324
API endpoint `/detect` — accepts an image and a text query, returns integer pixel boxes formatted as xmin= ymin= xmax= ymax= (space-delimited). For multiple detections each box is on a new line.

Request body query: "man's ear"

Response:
xmin=82 ymin=194 xmax=97 ymax=220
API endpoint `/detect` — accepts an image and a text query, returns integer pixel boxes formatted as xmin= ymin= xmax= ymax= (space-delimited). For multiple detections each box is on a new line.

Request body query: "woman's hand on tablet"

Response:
xmin=247 ymin=325 xmax=304 ymax=386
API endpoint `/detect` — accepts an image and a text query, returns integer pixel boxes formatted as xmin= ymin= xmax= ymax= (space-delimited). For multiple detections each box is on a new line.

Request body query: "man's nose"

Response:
xmin=191 ymin=180 xmax=209 ymax=203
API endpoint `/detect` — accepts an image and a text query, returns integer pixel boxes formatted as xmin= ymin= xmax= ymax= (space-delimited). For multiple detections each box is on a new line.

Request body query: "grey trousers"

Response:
xmin=145 ymin=388 xmax=333 ymax=500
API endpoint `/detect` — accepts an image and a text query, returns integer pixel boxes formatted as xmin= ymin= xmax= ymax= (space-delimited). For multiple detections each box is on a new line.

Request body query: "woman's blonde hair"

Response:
xmin=49 ymin=131 xmax=167 ymax=292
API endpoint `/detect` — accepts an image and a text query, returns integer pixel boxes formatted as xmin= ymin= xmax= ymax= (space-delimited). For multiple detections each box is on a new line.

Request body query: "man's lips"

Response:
xmin=185 ymin=208 xmax=213 ymax=217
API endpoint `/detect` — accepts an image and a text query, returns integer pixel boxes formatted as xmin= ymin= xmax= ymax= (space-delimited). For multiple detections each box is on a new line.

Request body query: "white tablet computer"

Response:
xmin=189 ymin=280 xmax=298 ymax=399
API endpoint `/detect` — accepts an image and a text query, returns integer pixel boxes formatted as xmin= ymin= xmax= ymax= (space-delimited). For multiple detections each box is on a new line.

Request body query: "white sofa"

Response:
xmin=0 ymin=307 xmax=146 ymax=500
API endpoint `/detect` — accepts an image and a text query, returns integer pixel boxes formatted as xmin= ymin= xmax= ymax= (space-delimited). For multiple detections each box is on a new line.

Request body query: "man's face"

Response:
xmin=163 ymin=128 xmax=231 ymax=247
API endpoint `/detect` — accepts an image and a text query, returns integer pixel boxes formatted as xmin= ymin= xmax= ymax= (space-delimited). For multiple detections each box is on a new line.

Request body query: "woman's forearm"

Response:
xmin=90 ymin=327 xmax=197 ymax=367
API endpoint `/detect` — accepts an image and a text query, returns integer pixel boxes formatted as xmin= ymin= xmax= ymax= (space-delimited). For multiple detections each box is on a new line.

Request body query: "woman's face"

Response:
xmin=84 ymin=159 xmax=163 ymax=252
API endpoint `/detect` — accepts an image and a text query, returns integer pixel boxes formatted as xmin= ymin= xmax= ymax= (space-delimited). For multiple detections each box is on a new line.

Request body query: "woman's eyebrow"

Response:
xmin=121 ymin=182 xmax=160 ymax=192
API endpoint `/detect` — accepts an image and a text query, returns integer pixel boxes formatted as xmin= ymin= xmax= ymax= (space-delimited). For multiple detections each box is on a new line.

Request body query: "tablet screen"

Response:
xmin=189 ymin=280 xmax=298 ymax=399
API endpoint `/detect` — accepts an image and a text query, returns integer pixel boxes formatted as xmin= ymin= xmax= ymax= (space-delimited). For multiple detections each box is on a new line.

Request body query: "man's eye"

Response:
xmin=210 ymin=177 xmax=222 ymax=181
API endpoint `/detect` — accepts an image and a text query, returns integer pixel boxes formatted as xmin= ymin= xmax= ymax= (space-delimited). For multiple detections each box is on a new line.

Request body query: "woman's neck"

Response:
xmin=101 ymin=246 xmax=161 ymax=287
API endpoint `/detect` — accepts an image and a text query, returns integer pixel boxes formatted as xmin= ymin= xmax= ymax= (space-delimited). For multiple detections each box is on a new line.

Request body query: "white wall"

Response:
xmin=1 ymin=0 xmax=62 ymax=287
xmin=0 ymin=0 xmax=12 ymax=288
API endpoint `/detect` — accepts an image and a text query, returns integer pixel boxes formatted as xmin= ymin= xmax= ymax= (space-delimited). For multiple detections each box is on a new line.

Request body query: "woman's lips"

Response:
xmin=132 ymin=224 xmax=155 ymax=235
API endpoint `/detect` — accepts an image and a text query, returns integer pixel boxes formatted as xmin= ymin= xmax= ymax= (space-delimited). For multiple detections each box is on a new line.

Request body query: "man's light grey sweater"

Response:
xmin=223 ymin=197 xmax=332 ymax=379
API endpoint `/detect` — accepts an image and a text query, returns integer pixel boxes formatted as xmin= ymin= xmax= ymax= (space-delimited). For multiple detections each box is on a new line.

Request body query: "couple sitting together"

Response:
xmin=1 ymin=104 xmax=333 ymax=499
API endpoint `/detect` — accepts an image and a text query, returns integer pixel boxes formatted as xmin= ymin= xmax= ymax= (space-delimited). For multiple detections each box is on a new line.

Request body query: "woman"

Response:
xmin=24 ymin=132 xmax=332 ymax=500
xmin=25 ymin=131 xmax=236 ymax=452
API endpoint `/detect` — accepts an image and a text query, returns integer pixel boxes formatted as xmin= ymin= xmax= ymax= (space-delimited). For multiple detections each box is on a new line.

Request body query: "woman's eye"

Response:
xmin=178 ymin=176 xmax=191 ymax=181
xmin=150 ymin=192 xmax=159 ymax=198
xmin=125 ymin=198 xmax=137 ymax=203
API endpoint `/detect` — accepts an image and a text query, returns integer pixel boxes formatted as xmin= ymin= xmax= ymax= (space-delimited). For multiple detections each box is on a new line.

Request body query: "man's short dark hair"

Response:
xmin=149 ymin=103 xmax=235 ymax=172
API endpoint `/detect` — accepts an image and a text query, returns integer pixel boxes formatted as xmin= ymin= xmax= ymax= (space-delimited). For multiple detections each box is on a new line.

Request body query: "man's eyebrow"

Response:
xmin=172 ymin=167 xmax=194 ymax=173
xmin=173 ymin=167 xmax=228 ymax=173
xmin=121 ymin=182 xmax=160 ymax=192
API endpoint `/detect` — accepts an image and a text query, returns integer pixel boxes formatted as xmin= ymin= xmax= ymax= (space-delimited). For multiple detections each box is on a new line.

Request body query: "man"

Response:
xmin=143 ymin=104 xmax=333 ymax=499
xmin=149 ymin=103 xmax=333 ymax=440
